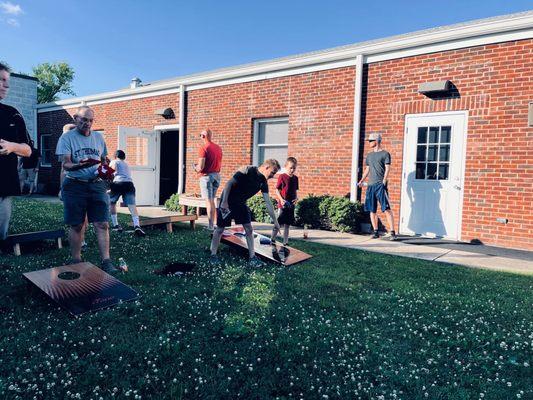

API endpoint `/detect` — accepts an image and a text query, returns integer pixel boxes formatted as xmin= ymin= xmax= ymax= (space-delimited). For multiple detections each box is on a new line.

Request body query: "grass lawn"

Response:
xmin=0 ymin=198 xmax=531 ymax=400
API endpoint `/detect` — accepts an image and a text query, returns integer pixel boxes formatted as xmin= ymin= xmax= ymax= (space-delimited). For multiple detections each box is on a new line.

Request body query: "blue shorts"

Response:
xmin=109 ymin=181 xmax=136 ymax=206
xmin=199 ymin=173 xmax=221 ymax=200
xmin=364 ymin=182 xmax=391 ymax=213
xmin=62 ymin=178 xmax=110 ymax=226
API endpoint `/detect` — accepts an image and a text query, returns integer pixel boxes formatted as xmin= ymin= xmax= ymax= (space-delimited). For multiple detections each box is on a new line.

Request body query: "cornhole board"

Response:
xmin=6 ymin=229 xmax=64 ymax=256
xmin=23 ymin=262 xmax=139 ymax=316
xmin=133 ymin=214 xmax=198 ymax=232
xmin=220 ymin=227 xmax=312 ymax=266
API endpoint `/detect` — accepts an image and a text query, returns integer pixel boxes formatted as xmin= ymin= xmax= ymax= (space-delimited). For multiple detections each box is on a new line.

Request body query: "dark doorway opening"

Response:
xmin=159 ymin=130 xmax=179 ymax=205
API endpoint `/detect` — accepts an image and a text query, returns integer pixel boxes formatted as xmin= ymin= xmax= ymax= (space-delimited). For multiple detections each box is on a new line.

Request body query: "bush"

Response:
xmin=295 ymin=194 xmax=326 ymax=229
xmin=296 ymin=194 xmax=363 ymax=233
xmin=164 ymin=193 xmax=182 ymax=212
xmin=246 ymin=195 xmax=278 ymax=223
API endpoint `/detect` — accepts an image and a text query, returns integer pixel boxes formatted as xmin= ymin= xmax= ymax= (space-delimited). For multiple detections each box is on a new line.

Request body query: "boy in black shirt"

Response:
xmin=0 ymin=63 xmax=32 ymax=244
xmin=210 ymin=159 xmax=281 ymax=267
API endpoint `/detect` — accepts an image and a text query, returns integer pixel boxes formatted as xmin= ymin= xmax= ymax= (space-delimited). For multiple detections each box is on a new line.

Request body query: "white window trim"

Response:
xmin=40 ymin=134 xmax=52 ymax=167
xmin=252 ymin=117 xmax=289 ymax=166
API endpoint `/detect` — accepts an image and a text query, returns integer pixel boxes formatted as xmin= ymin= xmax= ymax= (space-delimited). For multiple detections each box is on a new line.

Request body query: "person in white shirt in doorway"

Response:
xmin=108 ymin=150 xmax=146 ymax=237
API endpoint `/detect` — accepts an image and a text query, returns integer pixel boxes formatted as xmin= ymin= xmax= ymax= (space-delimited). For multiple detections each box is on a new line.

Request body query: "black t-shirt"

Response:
xmin=0 ymin=103 xmax=29 ymax=196
xmin=227 ymin=166 xmax=269 ymax=205
xmin=22 ymin=149 xmax=40 ymax=169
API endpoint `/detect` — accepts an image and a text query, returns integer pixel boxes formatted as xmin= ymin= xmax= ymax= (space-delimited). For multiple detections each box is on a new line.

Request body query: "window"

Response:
xmin=415 ymin=126 xmax=451 ymax=180
xmin=253 ymin=118 xmax=288 ymax=166
xmin=40 ymin=134 xmax=53 ymax=167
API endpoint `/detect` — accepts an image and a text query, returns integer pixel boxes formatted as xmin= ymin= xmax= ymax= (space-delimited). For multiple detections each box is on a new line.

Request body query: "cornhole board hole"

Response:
xmin=23 ymin=262 xmax=139 ymax=316
xmin=6 ymin=229 xmax=64 ymax=256
xmin=133 ymin=215 xmax=198 ymax=232
xmin=154 ymin=262 xmax=196 ymax=276
xmin=221 ymin=227 xmax=312 ymax=266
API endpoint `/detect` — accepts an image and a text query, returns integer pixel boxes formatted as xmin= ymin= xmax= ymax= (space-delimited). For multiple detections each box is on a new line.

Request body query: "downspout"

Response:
xmin=177 ymin=84 xmax=186 ymax=194
xmin=350 ymin=54 xmax=364 ymax=202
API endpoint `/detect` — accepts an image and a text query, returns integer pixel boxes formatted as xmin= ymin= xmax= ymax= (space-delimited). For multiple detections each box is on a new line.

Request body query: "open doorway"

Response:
xmin=159 ymin=130 xmax=179 ymax=205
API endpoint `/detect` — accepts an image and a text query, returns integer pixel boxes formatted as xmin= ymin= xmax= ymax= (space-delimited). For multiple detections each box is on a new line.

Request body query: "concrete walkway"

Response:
xmin=27 ymin=197 xmax=532 ymax=275
xmin=116 ymin=205 xmax=532 ymax=276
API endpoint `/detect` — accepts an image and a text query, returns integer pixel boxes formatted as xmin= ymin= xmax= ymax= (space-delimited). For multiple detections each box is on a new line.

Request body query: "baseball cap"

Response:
xmin=367 ymin=132 xmax=382 ymax=142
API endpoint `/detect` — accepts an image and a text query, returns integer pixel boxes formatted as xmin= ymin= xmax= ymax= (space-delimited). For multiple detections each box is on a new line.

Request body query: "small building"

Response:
xmin=3 ymin=73 xmax=38 ymax=142
xmin=37 ymin=11 xmax=533 ymax=250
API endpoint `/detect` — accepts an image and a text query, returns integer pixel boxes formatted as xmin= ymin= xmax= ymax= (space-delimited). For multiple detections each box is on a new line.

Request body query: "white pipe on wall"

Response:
xmin=350 ymin=54 xmax=364 ymax=202
xmin=177 ymin=84 xmax=186 ymax=194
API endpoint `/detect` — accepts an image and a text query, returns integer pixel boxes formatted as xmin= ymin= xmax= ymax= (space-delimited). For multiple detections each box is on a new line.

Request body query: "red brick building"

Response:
xmin=37 ymin=12 xmax=533 ymax=250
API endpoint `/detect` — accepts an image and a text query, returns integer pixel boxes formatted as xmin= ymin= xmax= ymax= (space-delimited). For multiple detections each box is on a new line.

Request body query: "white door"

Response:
xmin=400 ymin=112 xmax=467 ymax=239
xmin=118 ymin=126 xmax=158 ymax=206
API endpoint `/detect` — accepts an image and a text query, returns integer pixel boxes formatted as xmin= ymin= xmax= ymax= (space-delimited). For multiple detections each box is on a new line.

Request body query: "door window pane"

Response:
xmin=438 ymin=164 xmax=449 ymax=180
xmin=439 ymin=145 xmax=450 ymax=162
xmin=417 ymin=127 xmax=427 ymax=144
xmin=428 ymin=127 xmax=439 ymax=143
xmin=428 ymin=145 xmax=438 ymax=162
xmin=426 ymin=163 xmax=437 ymax=180
xmin=440 ymin=126 xmax=451 ymax=143
xmin=416 ymin=163 xmax=426 ymax=179
xmin=416 ymin=145 xmax=426 ymax=162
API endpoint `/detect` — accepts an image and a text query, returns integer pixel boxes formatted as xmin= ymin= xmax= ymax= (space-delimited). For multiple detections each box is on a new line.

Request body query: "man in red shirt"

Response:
xmin=194 ymin=129 xmax=222 ymax=230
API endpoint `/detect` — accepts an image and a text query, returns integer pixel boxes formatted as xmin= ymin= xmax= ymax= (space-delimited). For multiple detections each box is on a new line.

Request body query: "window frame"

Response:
xmin=252 ymin=117 xmax=289 ymax=166
xmin=40 ymin=134 xmax=53 ymax=167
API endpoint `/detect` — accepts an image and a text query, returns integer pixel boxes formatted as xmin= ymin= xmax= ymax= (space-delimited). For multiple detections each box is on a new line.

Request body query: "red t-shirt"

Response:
xmin=276 ymin=173 xmax=299 ymax=208
xmin=198 ymin=142 xmax=222 ymax=175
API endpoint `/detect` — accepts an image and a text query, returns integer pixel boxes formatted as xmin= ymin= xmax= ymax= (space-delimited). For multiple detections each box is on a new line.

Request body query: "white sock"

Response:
xmin=111 ymin=214 xmax=118 ymax=226
xmin=132 ymin=215 xmax=140 ymax=227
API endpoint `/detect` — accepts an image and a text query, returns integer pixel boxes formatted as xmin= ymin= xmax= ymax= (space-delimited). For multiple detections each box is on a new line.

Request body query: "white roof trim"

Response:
xmin=37 ymin=11 xmax=533 ymax=112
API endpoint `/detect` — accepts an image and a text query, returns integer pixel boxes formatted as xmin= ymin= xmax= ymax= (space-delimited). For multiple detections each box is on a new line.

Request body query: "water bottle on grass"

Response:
xmin=118 ymin=257 xmax=128 ymax=273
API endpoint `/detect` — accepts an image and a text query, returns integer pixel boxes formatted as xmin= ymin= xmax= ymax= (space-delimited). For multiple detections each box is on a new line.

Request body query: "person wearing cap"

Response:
xmin=193 ymin=129 xmax=222 ymax=231
xmin=357 ymin=132 xmax=397 ymax=240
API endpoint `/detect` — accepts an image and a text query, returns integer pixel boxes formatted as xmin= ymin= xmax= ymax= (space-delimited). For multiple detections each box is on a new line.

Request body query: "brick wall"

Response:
xmin=37 ymin=39 xmax=533 ymax=249
xmin=185 ymin=68 xmax=356 ymax=196
xmin=361 ymin=39 xmax=532 ymax=250
xmin=4 ymin=74 xmax=37 ymax=141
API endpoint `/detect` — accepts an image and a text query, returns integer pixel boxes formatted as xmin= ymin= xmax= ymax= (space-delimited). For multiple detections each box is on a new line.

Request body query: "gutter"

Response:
xmin=350 ymin=54 xmax=364 ymax=202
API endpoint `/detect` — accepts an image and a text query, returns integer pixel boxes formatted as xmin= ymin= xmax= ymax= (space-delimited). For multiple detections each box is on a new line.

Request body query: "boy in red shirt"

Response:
xmin=272 ymin=157 xmax=299 ymax=245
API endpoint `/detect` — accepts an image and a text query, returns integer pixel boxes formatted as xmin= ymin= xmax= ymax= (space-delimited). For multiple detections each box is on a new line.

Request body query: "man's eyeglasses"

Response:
xmin=77 ymin=116 xmax=94 ymax=123
xmin=368 ymin=140 xmax=376 ymax=143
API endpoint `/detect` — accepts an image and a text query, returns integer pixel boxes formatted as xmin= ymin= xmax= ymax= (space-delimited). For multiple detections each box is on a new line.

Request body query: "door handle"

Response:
xmin=454 ymin=185 xmax=461 ymax=190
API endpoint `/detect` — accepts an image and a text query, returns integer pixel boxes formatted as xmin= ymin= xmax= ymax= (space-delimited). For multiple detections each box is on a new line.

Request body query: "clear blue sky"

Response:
xmin=1 ymin=1 xmax=531 ymax=99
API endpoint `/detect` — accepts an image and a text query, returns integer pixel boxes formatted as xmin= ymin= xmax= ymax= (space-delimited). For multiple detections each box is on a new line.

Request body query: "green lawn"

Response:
xmin=0 ymin=198 xmax=531 ymax=400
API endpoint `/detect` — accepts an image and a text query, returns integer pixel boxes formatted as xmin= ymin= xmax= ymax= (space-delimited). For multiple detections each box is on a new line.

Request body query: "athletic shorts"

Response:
xmin=277 ymin=203 xmax=295 ymax=225
xmin=62 ymin=178 xmax=110 ymax=226
xmin=364 ymin=182 xmax=391 ymax=213
xmin=216 ymin=202 xmax=251 ymax=228
xmin=19 ymin=169 xmax=37 ymax=185
xmin=199 ymin=173 xmax=221 ymax=200
xmin=109 ymin=181 xmax=136 ymax=205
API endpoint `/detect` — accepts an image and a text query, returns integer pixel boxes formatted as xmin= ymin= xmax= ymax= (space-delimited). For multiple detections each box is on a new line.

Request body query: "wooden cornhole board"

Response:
xmin=179 ymin=193 xmax=219 ymax=217
xmin=221 ymin=227 xmax=312 ymax=266
xmin=133 ymin=214 xmax=198 ymax=232
xmin=6 ymin=229 xmax=64 ymax=256
xmin=23 ymin=262 xmax=139 ymax=316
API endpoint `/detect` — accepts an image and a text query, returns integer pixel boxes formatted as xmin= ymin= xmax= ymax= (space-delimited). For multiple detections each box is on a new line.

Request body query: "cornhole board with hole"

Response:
xmin=23 ymin=262 xmax=139 ymax=316
xmin=132 ymin=215 xmax=198 ymax=232
xmin=6 ymin=229 xmax=65 ymax=256
xmin=221 ymin=227 xmax=312 ymax=266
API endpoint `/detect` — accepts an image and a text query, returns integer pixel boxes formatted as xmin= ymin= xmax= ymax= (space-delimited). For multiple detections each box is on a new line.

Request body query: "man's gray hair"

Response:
xmin=75 ymin=105 xmax=93 ymax=115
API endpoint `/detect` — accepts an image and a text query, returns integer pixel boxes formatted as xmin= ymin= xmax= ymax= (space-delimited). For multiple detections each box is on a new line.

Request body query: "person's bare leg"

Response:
xmin=127 ymin=204 xmax=140 ymax=226
xmin=243 ymin=223 xmax=255 ymax=259
xmin=370 ymin=212 xmax=379 ymax=231
xmin=69 ymin=223 xmax=85 ymax=261
xmin=81 ymin=216 xmax=88 ymax=244
xmin=206 ymin=199 xmax=216 ymax=229
xmin=93 ymin=222 xmax=110 ymax=260
xmin=210 ymin=226 xmax=225 ymax=255
xmin=385 ymin=209 xmax=395 ymax=233
xmin=271 ymin=225 xmax=279 ymax=242
xmin=283 ymin=225 xmax=290 ymax=245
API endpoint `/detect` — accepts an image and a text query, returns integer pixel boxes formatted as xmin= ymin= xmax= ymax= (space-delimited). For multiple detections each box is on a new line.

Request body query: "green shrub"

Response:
xmin=246 ymin=195 xmax=278 ymax=223
xmin=295 ymin=194 xmax=326 ymax=229
xmin=164 ymin=193 xmax=182 ymax=212
xmin=296 ymin=194 xmax=363 ymax=232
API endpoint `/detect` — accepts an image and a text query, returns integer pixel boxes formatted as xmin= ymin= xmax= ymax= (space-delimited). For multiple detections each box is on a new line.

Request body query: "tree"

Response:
xmin=32 ymin=62 xmax=75 ymax=103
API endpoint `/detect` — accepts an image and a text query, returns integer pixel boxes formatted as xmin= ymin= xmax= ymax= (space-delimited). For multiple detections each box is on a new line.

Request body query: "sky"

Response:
xmin=1 ymin=1 xmax=531 ymax=99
